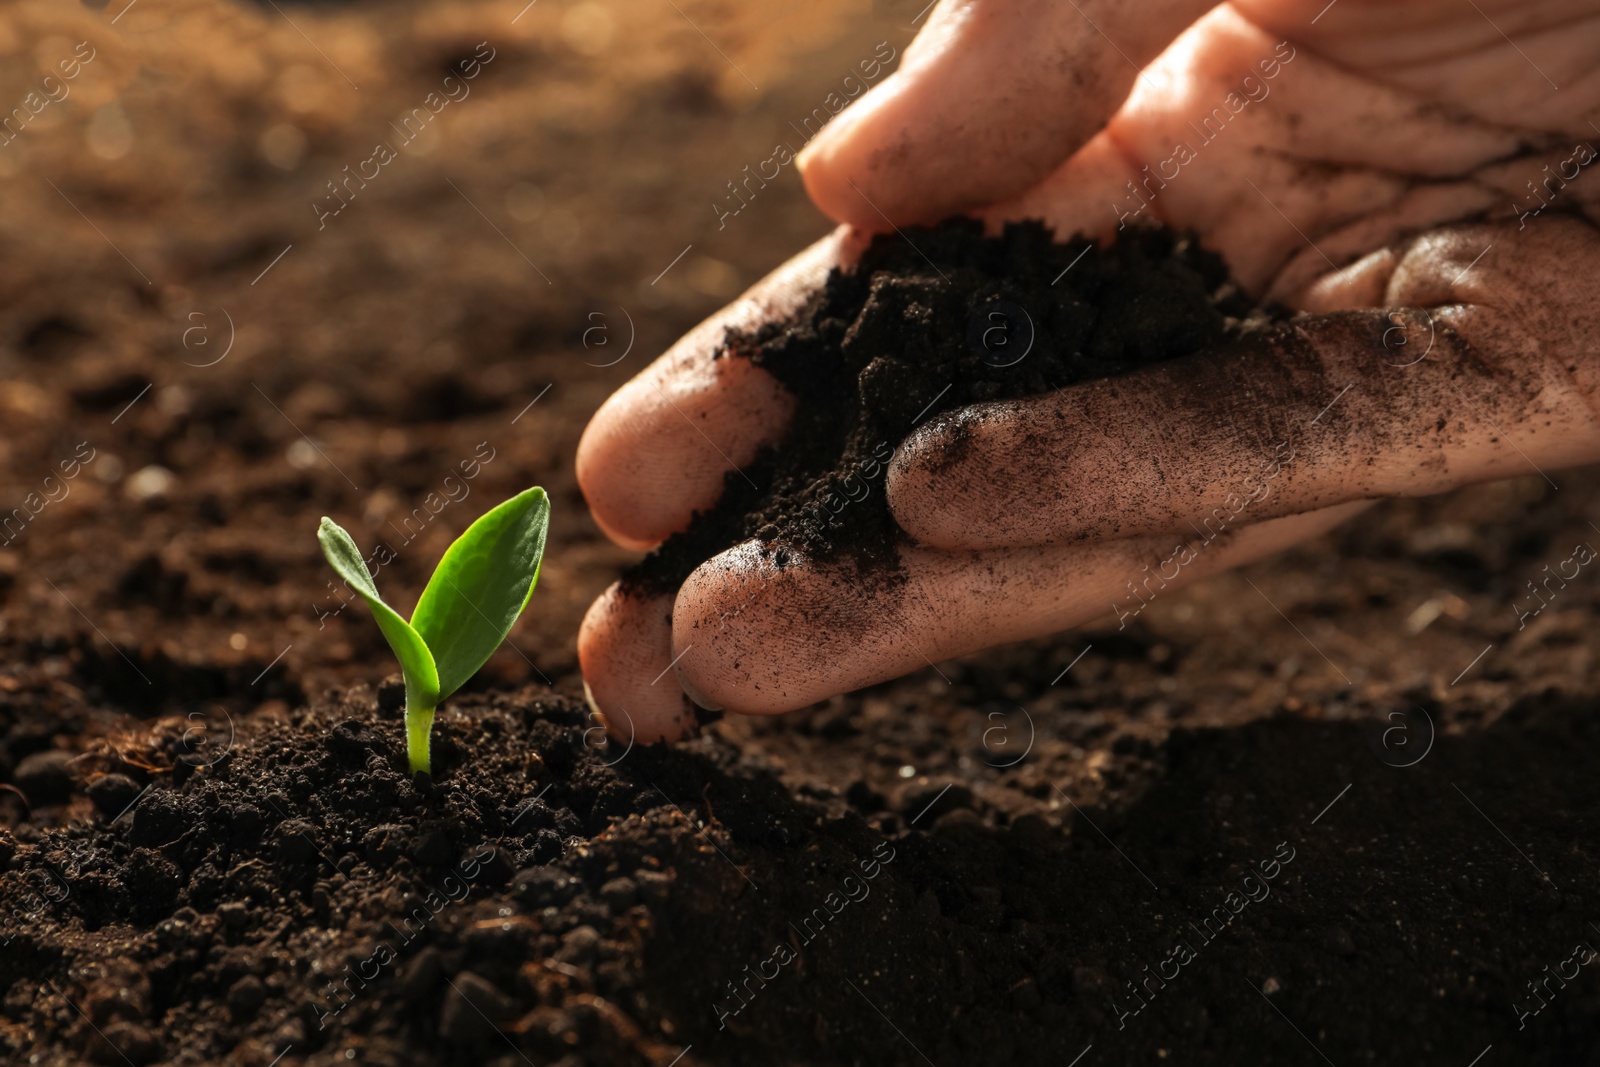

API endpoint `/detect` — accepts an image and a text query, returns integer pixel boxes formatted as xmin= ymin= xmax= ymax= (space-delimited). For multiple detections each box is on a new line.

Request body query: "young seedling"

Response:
xmin=317 ymin=487 xmax=549 ymax=776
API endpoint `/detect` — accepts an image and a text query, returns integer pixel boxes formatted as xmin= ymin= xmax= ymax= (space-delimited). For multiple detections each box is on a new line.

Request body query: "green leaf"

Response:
xmin=317 ymin=517 xmax=440 ymax=708
xmin=411 ymin=487 xmax=549 ymax=699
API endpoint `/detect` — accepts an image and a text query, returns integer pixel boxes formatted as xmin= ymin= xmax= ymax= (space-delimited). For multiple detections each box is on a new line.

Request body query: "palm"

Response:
xmin=577 ymin=0 xmax=1600 ymax=741
xmin=983 ymin=0 xmax=1600 ymax=305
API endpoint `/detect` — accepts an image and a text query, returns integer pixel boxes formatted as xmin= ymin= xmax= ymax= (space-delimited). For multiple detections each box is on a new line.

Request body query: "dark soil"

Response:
xmin=9 ymin=672 xmax=1600 ymax=1066
xmin=3 ymin=2 xmax=1600 ymax=1065
xmin=625 ymin=220 xmax=1272 ymax=595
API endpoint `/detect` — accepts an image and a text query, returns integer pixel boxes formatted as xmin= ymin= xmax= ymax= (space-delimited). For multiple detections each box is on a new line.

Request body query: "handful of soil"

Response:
xmin=624 ymin=218 xmax=1275 ymax=596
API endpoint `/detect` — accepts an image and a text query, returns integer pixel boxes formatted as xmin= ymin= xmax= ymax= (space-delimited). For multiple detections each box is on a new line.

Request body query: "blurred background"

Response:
xmin=0 ymin=0 xmax=927 ymax=726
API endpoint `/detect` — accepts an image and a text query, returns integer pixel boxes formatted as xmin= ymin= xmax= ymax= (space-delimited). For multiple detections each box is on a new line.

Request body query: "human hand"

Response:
xmin=578 ymin=0 xmax=1600 ymax=742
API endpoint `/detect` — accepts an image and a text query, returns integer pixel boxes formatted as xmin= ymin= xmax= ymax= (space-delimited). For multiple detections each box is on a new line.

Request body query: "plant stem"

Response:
xmin=405 ymin=697 xmax=436 ymax=776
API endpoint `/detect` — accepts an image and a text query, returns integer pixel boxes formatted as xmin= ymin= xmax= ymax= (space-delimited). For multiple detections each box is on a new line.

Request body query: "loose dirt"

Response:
xmin=625 ymin=219 xmax=1272 ymax=595
xmin=1 ymin=1 xmax=1598 ymax=1065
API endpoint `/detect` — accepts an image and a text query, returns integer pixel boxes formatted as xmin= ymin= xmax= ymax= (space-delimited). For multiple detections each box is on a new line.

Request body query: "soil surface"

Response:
xmin=3 ymin=2 xmax=1600 ymax=1066
xmin=627 ymin=219 xmax=1270 ymax=594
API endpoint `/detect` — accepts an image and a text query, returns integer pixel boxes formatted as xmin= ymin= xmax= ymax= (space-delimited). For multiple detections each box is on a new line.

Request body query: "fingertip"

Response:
xmin=577 ymin=233 xmax=856 ymax=550
xmin=578 ymin=583 xmax=699 ymax=744
xmin=576 ymin=354 xmax=794 ymax=548
xmin=796 ymin=75 xmax=913 ymax=229
xmin=673 ymin=541 xmax=936 ymax=716
xmin=887 ymin=404 xmax=1016 ymax=549
xmin=671 ymin=544 xmax=830 ymax=716
xmin=585 ymin=497 xmax=658 ymax=553
xmin=797 ymin=0 xmax=1212 ymax=230
xmin=672 ymin=662 xmax=725 ymax=714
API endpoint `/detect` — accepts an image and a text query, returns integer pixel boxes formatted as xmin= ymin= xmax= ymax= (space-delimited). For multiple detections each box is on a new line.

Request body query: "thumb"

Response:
xmin=797 ymin=0 xmax=1215 ymax=228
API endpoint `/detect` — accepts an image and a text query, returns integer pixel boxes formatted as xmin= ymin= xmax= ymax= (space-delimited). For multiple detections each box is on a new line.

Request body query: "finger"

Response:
xmin=973 ymin=7 xmax=1519 ymax=293
xmin=578 ymin=583 xmax=700 ymax=744
xmin=576 ymin=229 xmax=860 ymax=550
xmin=671 ymin=503 xmax=1366 ymax=717
xmin=889 ymin=220 xmax=1600 ymax=550
xmin=797 ymin=0 xmax=1215 ymax=229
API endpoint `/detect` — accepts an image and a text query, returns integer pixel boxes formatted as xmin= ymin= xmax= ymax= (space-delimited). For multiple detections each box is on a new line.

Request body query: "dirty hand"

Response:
xmin=577 ymin=0 xmax=1600 ymax=742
